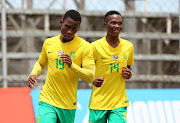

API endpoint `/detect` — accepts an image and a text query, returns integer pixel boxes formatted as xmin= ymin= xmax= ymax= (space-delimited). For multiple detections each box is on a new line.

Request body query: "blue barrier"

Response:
xmin=31 ymin=89 xmax=180 ymax=123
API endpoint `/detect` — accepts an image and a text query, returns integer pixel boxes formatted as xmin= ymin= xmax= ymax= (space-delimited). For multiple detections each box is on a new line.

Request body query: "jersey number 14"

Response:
xmin=110 ymin=63 xmax=119 ymax=73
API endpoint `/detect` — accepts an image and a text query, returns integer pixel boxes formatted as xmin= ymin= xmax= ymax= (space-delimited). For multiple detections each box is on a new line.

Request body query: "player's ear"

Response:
xmin=104 ymin=21 xmax=107 ymax=28
xmin=75 ymin=21 xmax=80 ymax=31
xmin=60 ymin=19 xmax=63 ymax=27
xmin=59 ymin=19 xmax=63 ymax=29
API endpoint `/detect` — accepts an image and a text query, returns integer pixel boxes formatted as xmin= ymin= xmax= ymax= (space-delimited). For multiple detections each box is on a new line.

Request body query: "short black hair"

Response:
xmin=104 ymin=10 xmax=121 ymax=22
xmin=63 ymin=10 xmax=81 ymax=23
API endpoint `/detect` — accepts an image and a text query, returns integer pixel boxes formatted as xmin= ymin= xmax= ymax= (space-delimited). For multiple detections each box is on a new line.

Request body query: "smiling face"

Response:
xmin=104 ymin=14 xmax=123 ymax=37
xmin=60 ymin=17 xmax=80 ymax=42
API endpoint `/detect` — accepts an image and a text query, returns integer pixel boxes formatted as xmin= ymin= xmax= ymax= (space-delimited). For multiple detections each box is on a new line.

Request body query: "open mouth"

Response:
xmin=113 ymin=29 xmax=120 ymax=33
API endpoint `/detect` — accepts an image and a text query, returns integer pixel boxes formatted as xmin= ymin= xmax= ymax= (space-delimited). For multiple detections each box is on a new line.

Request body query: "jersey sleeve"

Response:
xmin=38 ymin=40 xmax=48 ymax=66
xmin=28 ymin=60 xmax=47 ymax=78
xmin=70 ymin=63 xmax=95 ymax=83
xmin=82 ymin=43 xmax=95 ymax=67
xmin=28 ymin=40 xmax=48 ymax=78
xmin=70 ymin=43 xmax=95 ymax=83
xmin=91 ymin=42 xmax=97 ymax=62
xmin=127 ymin=44 xmax=134 ymax=66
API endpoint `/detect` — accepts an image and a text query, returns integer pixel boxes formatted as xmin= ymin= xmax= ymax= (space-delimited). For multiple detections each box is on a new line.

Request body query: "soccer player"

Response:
xmin=89 ymin=10 xmax=134 ymax=123
xmin=27 ymin=10 xmax=95 ymax=123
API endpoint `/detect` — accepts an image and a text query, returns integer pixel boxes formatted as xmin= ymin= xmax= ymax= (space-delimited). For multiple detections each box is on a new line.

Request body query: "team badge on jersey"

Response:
xmin=113 ymin=55 xmax=119 ymax=60
xmin=58 ymin=50 xmax=65 ymax=55
xmin=123 ymin=54 xmax=127 ymax=60
xmin=70 ymin=52 xmax=75 ymax=58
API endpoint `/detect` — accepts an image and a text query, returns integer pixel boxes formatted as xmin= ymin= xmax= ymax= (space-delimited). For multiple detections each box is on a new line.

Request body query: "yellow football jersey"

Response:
xmin=89 ymin=36 xmax=134 ymax=110
xmin=38 ymin=35 xmax=94 ymax=109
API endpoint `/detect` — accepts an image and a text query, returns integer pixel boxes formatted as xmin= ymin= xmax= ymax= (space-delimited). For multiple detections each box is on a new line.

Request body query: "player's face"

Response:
xmin=60 ymin=17 xmax=80 ymax=41
xmin=105 ymin=14 xmax=122 ymax=37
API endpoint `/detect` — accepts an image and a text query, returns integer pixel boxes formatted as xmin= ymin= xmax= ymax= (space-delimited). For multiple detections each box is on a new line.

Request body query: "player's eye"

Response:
xmin=65 ymin=25 xmax=70 ymax=29
xmin=118 ymin=22 xmax=122 ymax=25
xmin=110 ymin=21 xmax=116 ymax=25
xmin=72 ymin=28 xmax=77 ymax=32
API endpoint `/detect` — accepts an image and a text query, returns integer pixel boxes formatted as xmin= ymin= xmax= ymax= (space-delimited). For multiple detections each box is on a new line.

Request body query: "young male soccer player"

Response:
xmin=27 ymin=10 xmax=95 ymax=123
xmin=89 ymin=10 xmax=134 ymax=123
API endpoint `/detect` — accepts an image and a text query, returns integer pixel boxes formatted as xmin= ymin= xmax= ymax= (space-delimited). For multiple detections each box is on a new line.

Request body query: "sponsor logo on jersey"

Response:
xmin=48 ymin=51 xmax=54 ymax=54
xmin=101 ymin=57 xmax=107 ymax=59
xmin=113 ymin=55 xmax=119 ymax=60
xmin=123 ymin=54 xmax=127 ymax=60
xmin=70 ymin=52 xmax=75 ymax=58
xmin=58 ymin=50 xmax=65 ymax=55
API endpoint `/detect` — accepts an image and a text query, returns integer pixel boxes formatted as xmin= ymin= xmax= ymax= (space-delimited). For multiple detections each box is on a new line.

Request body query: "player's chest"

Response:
xmin=46 ymin=44 xmax=81 ymax=63
xmin=96 ymin=48 xmax=128 ymax=65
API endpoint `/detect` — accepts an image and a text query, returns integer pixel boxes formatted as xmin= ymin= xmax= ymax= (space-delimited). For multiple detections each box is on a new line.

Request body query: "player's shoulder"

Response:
xmin=91 ymin=37 xmax=105 ymax=47
xmin=76 ymin=35 xmax=90 ymax=46
xmin=120 ymin=38 xmax=133 ymax=47
xmin=44 ymin=35 xmax=59 ymax=44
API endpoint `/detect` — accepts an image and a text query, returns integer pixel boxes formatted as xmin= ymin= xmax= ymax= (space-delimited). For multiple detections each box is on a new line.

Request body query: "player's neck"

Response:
xmin=106 ymin=35 xmax=120 ymax=48
xmin=60 ymin=35 xmax=74 ymax=43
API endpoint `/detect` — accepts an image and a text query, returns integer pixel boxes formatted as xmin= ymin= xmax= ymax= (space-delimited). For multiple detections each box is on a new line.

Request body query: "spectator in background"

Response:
xmin=28 ymin=10 xmax=95 ymax=123
xmin=89 ymin=10 xmax=134 ymax=123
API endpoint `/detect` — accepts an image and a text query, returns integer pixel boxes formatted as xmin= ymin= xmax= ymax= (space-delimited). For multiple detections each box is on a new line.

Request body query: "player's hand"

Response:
xmin=60 ymin=53 xmax=72 ymax=68
xmin=93 ymin=76 xmax=104 ymax=87
xmin=122 ymin=67 xmax=132 ymax=79
xmin=28 ymin=75 xmax=39 ymax=88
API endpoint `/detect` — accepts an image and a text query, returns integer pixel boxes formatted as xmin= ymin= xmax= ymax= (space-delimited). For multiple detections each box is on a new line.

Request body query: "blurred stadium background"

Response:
xmin=0 ymin=0 xmax=180 ymax=123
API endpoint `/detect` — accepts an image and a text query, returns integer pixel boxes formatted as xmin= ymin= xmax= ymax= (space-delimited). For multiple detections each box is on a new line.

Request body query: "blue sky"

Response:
xmin=5 ymin=0 xmax=179 ymax=13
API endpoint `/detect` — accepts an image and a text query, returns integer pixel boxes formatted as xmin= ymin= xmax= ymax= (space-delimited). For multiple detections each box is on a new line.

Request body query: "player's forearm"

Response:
xmin=28 ymin=60 xmax=47 ymax=78
xmin=70 ymin=62 xmax=95 ymax=83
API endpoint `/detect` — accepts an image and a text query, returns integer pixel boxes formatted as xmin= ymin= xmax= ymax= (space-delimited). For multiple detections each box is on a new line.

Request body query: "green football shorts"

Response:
xmin=37 ymin=101 xmax=76 ymax=123
xmin=89 ymin=107 xmax=127 ymax=123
